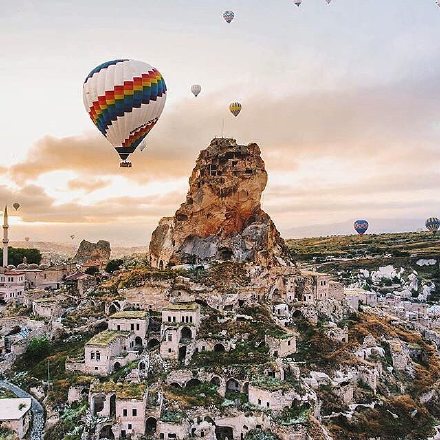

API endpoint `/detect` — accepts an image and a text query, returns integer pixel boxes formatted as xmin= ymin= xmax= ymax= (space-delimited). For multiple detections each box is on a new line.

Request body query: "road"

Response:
xmin=0 ymin=380 xmax=45 ymax=440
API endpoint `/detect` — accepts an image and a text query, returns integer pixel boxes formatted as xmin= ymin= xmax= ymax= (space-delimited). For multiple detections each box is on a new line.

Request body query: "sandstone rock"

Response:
xmin=149 ymin=138 xmax=291 ymax=268
xmin=74 ymin=239 xmax=111 ymax=265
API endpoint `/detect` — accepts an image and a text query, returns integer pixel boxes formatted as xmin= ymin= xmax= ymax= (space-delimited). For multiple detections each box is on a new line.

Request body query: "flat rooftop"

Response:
xmin=0 ymin=398 xmax=31 ymax=420
xmin=163 ymin=302 xmax=198 ymax=311
xmin=110 ymin=310 xmax=148 ymax=319
xmin=91 ymin=381 xmax=146 ymax=399
xmin=86 ymin=330 xmax=130 ymax=347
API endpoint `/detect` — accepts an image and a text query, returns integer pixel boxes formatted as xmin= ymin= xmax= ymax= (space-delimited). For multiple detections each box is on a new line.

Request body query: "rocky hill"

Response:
xmin=74 ymin=239 xmax=111 ymax=265
xmin=149 ymin=138 xmax=290 ymax=268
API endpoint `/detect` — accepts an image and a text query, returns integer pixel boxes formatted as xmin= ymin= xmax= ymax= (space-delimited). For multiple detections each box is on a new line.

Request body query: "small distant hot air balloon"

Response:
xmin=70 ymin=235 xmax=75 ymax=240
xmin=13 ymin=203 xmax=20 ymax=211
xmin=354 ymin=220 xmax=369 ymax=235
xmin=229 ymin=102 xmax=242 ymax=117
xmin=83 ymin=59 xmax=167 ymax=167
xmin=25 ymin=237 xmax=30 ymax=242
xmin=426 ymin=217 xmax=440 ymax=234
xmin=223 ymin=11 xmax=235 ymax=23
xmin=293 ymin=0 xmax=302 ymax=6
xmin=191 ymin=85 xmax=202 ymax=97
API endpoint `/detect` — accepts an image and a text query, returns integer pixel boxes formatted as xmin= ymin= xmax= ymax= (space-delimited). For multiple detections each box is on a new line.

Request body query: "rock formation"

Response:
xmin=149 ymin=138 xmax=291 ymax=268
xmin=74 ymin=240 xmax=111 ymax=265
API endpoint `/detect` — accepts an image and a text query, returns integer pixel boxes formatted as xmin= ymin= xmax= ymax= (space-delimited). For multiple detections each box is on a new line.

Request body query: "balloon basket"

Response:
xmin=120 ymin=161 xmax=132 ymax=168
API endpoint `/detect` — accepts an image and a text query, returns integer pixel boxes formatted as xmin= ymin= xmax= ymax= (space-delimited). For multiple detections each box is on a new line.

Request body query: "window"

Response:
xmin=91 ymin=352 xmax=95 ymax=360
xmin=167 ymin=334 xmax=172 ymax=341
xmin=131 ymin=324 xmax=134 ymax=331
xmin=168 ymin=348 xmax=172 ymax=353
xmin=181 ymin=316 xmax=184 ymax=322
xmin=288 ymin=340 xmax=291 ymax=346
xmin=132 ymin=409 xmax=137 ymax=416
xmin=266 ymin=402 xmax=270 ymax=408
xmin=96 ymin=352 xmax=100 ymax=361
xmin=123 ymin=409 xmax=127 ymax=416
xmin=168 ymin=316 xmax=171 ymax=322
xmin=128 ymin=424 xmax=132 ymax=430
xmin=136 ymin=324 xmax=140 ymax=330
xmin=117 ymin=325 xmax=121 ymax=331
xmin=94 ymin=366 xmax=98 ymax=370
xmin=172 ymin=317 xmax=176 ymax=322
xmin=190 ymin=316 xmax=193 ymax=323
xmin=121 ymin=431 xmax=126 ymax=438
xmin=258 ymin=399 xmax=261 ymax=405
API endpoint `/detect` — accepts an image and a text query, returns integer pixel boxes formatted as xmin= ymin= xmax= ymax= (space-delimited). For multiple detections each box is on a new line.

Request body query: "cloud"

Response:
xmin=67 ymin=177 xmax=111 ymax=193
xmin=4 ymin=68 xmax=440 ymax=244
xmin=0 ymin=184 xmax=182 ymax=224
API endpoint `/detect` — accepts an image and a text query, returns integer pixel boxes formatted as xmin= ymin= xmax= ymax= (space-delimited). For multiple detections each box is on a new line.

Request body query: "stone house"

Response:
xmin=66 ymin=330 xmax=138 ymax=376
xmin=0 ymin=271 xmax=25 ymax=303
xmin=64 ymin=272 xmax=96 ymax=296
xmin=23 ymin=265 xmax=69 ymax=290
xmin=299 ymin=271 xmax=332 ymax=302
xmin=0 ymin=397 xmax=32 ymax=439
xmin=108 ymin=310 xmax=149 ymax=348
xmin=248 ymin=383 xmax=302 ymax=411
xmin=324 ymin=323 xmax=348 ymax=343
xmin=265 ymin=331 xmax=298 ymax=358
xmin=162 ymin=302 xmax=201 ymax=328
xmin=32 ymin=297 xmax=64 ymax=319
xmin=213 ymin=414 xmax=270 ymax=440
xmin=90 ymin=382 xmax=147 ymax=439
xmin=157 ymin=420 xmax=190 ymax=440
xmin=343 ymin=289 xmax=361 ymax=311
xmin=160 ymin=303 xmax=201 ymax=362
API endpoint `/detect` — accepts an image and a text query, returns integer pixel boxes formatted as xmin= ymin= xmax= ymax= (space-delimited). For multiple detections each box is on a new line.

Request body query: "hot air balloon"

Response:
xmin=425 ymin=217 xmax=440 ymax=234
xmin=70 ymin=235 xmax=75 ymax=240
xmin=229 ymin=102 xmax=242 ymax=117
xmin=13 ymin=203 xmax=20 ymax=211
xmin=354 ymin=220 xmax=369 ymax=235
xmin=83 ymin=59 xmax=167 ymax=167
xmin=293 ymin=0 xmax=302 ymax=6
xmin=191 ymin=85 xmax=202 ymax=97
xmin=25 ymin=237 xmax=30 ymax=242
xmin=223 ymin=11 xmax=235 ymax=23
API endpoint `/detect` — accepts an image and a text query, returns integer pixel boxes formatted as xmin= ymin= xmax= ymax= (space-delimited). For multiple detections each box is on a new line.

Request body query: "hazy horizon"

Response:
xmin=2 ymin=0 xmax=440 ymax=245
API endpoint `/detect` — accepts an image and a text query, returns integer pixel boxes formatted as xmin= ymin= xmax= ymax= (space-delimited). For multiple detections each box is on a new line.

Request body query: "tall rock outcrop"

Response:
xmin=149 ymin=138 xmax=291 ymax=268
xmin=74 ymin=239 xmax=111 ymax=265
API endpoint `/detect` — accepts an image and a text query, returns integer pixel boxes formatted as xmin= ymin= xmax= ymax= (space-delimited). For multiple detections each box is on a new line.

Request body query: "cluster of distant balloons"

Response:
xmin=81 ymin=1 xmax=440 ymax=167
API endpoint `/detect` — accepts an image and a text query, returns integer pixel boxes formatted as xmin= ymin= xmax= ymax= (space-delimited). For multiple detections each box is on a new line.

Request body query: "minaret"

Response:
xmin=3 ymin=205 xmax=9 ymax=267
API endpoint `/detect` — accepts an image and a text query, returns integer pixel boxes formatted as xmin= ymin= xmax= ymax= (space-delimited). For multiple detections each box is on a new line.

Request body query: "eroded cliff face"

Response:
xmin=149 ymin=138 xmax=291 ymax=268
xmin=74 ymin=239 xmax=111 ymax=264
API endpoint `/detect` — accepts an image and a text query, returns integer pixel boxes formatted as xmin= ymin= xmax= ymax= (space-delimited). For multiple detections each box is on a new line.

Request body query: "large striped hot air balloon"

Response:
xmin=426 ymin=217 xmax=440 ymax=234
xmin=354 ymin=220 xmax=369 ymax=235
xmin=229 ymin=102 xmax=242 ymax=117
xmin=83 ymin=59 xmax=167 ymax=167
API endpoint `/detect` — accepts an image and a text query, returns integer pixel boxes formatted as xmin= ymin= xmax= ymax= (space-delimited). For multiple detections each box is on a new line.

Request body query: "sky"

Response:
xmin=1 ymin=0 xmax=440 ymax=245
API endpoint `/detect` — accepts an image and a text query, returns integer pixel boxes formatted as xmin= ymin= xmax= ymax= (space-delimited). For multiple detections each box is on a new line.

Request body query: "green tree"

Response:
xmin=105 ymin=258 xmax=123 ymax=273
xmin=85 ymin=266 xmax=99 ymax=275
xmin=26 ymin=336 xmax=50 ymax=362
xmin=1 ymin=247 xmax=42 ymax=266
